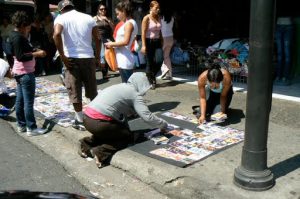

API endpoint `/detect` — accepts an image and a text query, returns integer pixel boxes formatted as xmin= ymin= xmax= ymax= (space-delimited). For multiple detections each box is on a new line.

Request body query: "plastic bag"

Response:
xmin=104 ymin=48 xmax=118 ymax=71
xmin=0 ymin=104 xmax=10 ymax=117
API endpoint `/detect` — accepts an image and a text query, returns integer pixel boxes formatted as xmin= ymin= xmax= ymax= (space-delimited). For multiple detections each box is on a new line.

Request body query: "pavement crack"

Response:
xmin=163 ymin=176 xmax=187 ymax=186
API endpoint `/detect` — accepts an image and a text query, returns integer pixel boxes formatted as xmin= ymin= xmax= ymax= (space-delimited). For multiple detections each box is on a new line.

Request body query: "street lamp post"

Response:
xmin=234 ymin=0 xmax=276 ymax=191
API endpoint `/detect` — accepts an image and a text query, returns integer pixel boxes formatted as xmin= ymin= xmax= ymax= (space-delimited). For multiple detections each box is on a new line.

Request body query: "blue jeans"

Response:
xmin=275 ymin=24 xmax=293 ymax=79
xmin=15 ymin=73 xmax=37 ymax=130
xmin=119 ymin=69 xmax=133 ymax=83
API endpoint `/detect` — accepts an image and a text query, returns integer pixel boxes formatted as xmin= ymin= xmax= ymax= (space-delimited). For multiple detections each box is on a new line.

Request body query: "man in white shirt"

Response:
xmin=53 ymin=0 xmax=100 ymax=130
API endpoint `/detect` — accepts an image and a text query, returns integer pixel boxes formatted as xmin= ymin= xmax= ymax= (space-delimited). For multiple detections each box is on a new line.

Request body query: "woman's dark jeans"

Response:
xmin=275 ymin=24 xmax=293 ymax=79
xmin=15 ymin=73 xmax=37 ymax=129
xmin=119 ymin=68 xmax=133 ymax=83
xmin=145 ymin=38 xmax=162 ymax=84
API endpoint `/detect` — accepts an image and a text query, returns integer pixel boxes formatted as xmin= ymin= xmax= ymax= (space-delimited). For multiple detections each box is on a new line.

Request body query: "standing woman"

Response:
xmin=93 ymin=3 xmax=115 ymax=79
xmin=105 ymin=0 xmax=138 ymax=83
xmin=197 ymin=63 xmax=234 ymax=124
xmin=160 ymin=4 xmax=174 ymax=80
xmin=9 ymin=11 xmax=47 ymax=136
xmin=141 ymin=0 xmax=162 ymax=89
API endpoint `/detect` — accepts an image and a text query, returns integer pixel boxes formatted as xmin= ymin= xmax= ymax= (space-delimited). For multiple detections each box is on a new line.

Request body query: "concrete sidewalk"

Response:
xmin=5 ymin=72 xmax=300 ymax=199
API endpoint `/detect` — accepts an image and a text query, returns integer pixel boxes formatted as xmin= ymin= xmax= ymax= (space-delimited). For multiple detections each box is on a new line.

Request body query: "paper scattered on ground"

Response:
xmin=162 ymin=112 xmax=198 ymax=124
xmin=5 ymin=77 xmax=66 ymax=96
xmin=151 ymin=135 xmax=169 ymax=145
xmin=150 ymin=112 xmax=244 ymax=165
xmin=211 ymin=112 xmax=227 ymax=121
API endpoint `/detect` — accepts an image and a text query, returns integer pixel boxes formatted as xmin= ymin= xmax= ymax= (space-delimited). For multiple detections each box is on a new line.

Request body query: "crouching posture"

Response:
xmin=197 ymin=63 xmax=234 ymax=124
xmin=79 ymin=72 xmax=168 ymax=167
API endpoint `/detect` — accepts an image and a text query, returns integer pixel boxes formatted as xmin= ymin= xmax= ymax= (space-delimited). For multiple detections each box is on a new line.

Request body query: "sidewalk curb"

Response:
xmin=6 ymin=118 xmax=169 ymax=199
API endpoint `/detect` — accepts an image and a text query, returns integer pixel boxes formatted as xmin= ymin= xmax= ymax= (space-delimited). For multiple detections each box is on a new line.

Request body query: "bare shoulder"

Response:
xmin=198 ymin=70 xmax=208 ymax=86
xmin=221 ymin=69 xmax=232 ymax=84
xmin=143 ymin=14 xmax=150 ymax=22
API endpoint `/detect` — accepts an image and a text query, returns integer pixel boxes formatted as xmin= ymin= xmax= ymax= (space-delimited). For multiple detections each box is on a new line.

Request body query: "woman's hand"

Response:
xmin=104 ymin=41 xmax=113 ymax=49
xmin=198 ymin=115 xmax=206 ymax=124
xmin=141 ymin=46 xmax=146 ymax=54
xmin=33 ymin=49 xmax=46 ymax=58
xmin=168 ymin=130 xmax=182 ymax=137
xmin=60 ymin=54 xmax=71 ymax=68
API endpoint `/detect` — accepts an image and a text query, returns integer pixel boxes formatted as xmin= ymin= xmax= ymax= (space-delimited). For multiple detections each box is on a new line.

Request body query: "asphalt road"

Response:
xmin=0 ymin=119 xmax=91 ymax=197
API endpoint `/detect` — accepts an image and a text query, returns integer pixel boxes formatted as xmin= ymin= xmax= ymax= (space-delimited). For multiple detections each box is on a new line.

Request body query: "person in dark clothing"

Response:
xmin=0 ymin=36 xmax=4 ymax=59
xmin=141 ymin=0 xmax=162 ymax=89
xmin=93 ymin=3 xmax=115 ymax=79
xmin=30 ymin=16 xmax=49 ymax=76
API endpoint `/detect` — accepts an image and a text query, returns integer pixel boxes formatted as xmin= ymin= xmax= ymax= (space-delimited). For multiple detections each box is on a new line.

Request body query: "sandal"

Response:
xmin=78 ymin=138 xmax=93 ymax=158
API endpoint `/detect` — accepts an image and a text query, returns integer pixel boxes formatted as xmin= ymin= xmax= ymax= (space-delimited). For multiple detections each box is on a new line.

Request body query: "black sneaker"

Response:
xmin=72 ymin=120 xmax=86 ymax=131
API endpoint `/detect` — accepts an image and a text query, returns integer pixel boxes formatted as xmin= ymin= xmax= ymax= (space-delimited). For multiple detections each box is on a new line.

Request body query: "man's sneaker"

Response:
xmin=26 ymin=128 xmax=47 ymax=136
xmin=17 ymin=126 xmax=26 ymax=133
xmin=72 ymin=120 xmax=86 ymax=131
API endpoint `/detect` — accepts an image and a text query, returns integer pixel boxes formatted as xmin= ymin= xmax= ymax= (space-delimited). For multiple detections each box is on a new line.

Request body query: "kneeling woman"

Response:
xmin=197 ymin=63 xmax=234 ymax=124
xmin=80 ymin=72 xmax=168 ymax=168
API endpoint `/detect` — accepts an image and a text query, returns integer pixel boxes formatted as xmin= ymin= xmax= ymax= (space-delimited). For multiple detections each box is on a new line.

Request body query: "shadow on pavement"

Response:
xmin=270 ymin=154 xmax=300 ymax=179
xmin=96 ymin=78 xmax=109 ymax=85
xmin=157 ymin=80 xmax=186 ymax=88
xmin=96 ymin=73 xmax=120 ymax=85
xmin=225 ymin=108 xmax=245 ymax=125
xmin=148 ymin=101 xmax=180 ymax=113
xmin=2 ymin=115 xmax=16 ymax=122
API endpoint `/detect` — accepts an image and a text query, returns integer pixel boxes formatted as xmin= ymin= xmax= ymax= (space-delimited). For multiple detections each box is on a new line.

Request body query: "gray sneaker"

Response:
xmin=17 ymin=126 xmax=26 ymax=133
xmin=26 ymin=128 xmax=47 ymax=136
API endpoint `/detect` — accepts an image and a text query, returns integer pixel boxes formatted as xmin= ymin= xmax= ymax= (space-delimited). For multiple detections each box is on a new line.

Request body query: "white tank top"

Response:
xmin=115 ymin=19 xmax=138 ymax=69
xmin=161 ymin=17 xmax=174 ymax=37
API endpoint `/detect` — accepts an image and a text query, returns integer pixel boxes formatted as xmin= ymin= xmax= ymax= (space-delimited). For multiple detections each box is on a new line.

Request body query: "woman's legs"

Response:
xmin=145 ymin=39 xmax=162 ymax=86
xmin=15 ymin=74 xmax=37 ymax=129
xmin=161 ymin=36 xmax=174 ymax=77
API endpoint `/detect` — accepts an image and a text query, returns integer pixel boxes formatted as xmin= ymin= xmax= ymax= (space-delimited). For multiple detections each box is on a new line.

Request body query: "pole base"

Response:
xmin=234 ymin=166 xmax=275 ymax=191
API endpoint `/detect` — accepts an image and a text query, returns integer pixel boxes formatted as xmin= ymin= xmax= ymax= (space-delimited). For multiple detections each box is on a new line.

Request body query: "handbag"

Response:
xmin=104 ymin=48 xmax=118 ymax=72
xmin=131 ymin=38 xmax=141 ymax=53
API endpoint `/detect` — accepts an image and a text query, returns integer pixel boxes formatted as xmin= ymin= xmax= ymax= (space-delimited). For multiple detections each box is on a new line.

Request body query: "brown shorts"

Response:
xmin=64 ymin=58 xmax=98 ymax=103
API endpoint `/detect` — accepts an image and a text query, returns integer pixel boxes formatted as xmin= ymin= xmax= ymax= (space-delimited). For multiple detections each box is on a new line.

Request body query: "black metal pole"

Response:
xmin=234 ymin=0 xmax=276 ymax=191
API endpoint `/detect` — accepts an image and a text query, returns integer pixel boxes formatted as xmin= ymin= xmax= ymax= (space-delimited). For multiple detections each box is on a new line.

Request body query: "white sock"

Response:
xmin=75 ymin=111 xmax=83 ymax=122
